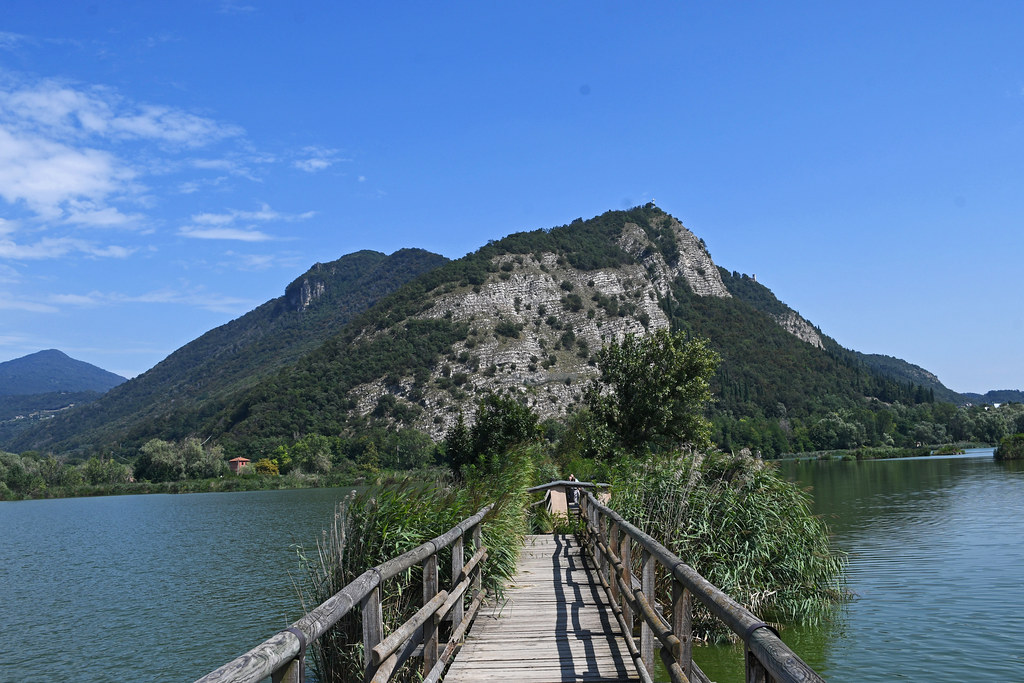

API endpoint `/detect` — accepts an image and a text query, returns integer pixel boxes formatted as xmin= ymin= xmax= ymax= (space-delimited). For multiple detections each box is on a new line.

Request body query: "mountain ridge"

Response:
xmin=4 ymin=248 xmax=448 ymax=455
xmin=4 ymin=205 xmax=991 ymax=459
xmin=0 ymin=350 xmax=125 ymax=396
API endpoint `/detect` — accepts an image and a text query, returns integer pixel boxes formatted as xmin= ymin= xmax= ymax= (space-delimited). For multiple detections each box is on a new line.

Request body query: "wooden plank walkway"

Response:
xmin=443 ymin=534 xmax=640 ymax=683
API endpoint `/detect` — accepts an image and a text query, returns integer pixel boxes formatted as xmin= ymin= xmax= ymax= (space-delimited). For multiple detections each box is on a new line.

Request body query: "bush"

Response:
xmin=995 ymin=433 xmax=1024 ymax=460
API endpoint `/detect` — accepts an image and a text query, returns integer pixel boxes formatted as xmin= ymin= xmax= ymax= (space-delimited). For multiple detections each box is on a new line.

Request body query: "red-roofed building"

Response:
xmin=228 ymin=456 xmax=251 ymax=473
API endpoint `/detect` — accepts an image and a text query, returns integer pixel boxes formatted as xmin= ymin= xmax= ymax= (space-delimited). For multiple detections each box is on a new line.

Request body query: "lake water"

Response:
xmin=694 ymin=448 xmax=1024 ymax=682
xmin=3 ymin=451 xmax=1023 ymax=681
xmin=0 ymin=486 xmax=358 ymax=681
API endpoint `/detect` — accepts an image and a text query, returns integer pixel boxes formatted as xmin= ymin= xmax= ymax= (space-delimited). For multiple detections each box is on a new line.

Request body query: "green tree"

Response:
xmin=136 ymin=439 xmax=185 ymax=481
xmin=292 ymin=434 xmax=333 ymax=474
xmin=586 ymin=330 xmax=719 ymax=455
xmin=443 ymin=394 xmax=539 ymax=473
xmin=253 ymin=458 xmax=280 ymax=475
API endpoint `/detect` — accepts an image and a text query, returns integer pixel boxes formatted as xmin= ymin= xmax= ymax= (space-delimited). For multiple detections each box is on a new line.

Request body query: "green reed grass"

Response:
xmin=294 ymin=451 xmax=533 ymax=682
xmin=611 ymin=451 xmax=847 ymax=642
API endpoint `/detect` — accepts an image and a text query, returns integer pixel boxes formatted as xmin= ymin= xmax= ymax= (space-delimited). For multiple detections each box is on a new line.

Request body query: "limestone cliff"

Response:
xmin=771 ymin=311 xmax=824 ymax=349
xmin=347 ymin=212 xmax=736 ymax=437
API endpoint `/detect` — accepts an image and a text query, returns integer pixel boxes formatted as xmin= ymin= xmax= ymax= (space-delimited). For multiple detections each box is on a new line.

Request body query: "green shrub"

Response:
xmin=995 ymin=433 xmax=1024 ymax=460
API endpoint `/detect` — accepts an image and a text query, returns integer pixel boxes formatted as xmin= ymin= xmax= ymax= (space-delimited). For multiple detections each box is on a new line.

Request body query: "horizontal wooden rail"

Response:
xmin=526 ymin=479 xmax=610 ymax=492
xmin=580 ymin=491 xmax=825 ymax=683
xmin=195 ymin=503 xmax=493 ymax=683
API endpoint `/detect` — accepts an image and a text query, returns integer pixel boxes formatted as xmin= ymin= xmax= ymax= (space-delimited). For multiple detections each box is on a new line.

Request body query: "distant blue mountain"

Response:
xmin=0 ymin=350 xmax=126 ymax=397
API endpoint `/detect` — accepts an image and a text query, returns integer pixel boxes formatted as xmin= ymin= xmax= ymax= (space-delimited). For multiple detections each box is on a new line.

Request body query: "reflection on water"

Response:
xmin=693 ymin=450 xmax=1024 ymax=682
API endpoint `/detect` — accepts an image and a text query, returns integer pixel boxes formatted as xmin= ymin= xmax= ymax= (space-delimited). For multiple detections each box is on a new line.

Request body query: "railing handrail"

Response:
xmin=581 ymin=489 xmax=825 ymax=683
xmin=195 ymin=502 xmax=493 ymax=683
xmin=526 ymin=479 xmax=610 ymax=492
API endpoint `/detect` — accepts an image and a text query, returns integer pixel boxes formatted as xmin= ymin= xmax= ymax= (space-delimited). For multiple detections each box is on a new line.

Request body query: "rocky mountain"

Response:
xmin=6 ymin=205 xmax=969 ymax=458
xmin=855 ymin=353 xmax=964 ymax=404
xmin=0 ymin=349 xmax=125 ymax=396
xmin=197 ymin=206 xmax=956 ymax=455
xmin=4 ymin=249 xmax=448 ymax=455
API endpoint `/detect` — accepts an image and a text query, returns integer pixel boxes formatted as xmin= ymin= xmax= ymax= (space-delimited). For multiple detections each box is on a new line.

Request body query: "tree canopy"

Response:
xmin=586 ymin=329 xmax=719 ymax=455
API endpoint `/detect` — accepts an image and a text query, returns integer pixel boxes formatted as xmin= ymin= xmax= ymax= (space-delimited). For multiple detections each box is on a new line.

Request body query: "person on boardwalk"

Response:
xmin=568 ymin=474 xmax=580 ymax=507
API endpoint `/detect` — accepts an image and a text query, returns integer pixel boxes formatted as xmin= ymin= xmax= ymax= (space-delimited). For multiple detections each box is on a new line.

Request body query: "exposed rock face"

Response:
xmin=617 ymin=220 xmax=731 ymax=298
xmin=286 ymin=264 xmax=329 ymax=311
xmin=349 ymin=217 xmax=738 ymax=438
xmin=772 ymin=311 xmax=824 ymax=349
xmin=346 ymin=211 xmax=823 ymax=438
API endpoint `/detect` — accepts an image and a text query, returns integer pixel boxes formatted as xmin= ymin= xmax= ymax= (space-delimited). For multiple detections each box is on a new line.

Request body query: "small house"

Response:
xmin=229 ymin=456 xmax=251 ymax=473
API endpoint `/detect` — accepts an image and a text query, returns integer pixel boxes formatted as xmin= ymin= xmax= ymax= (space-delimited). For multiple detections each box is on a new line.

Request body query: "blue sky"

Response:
xmin=0 ymin=1 xmax=1021 ymax=394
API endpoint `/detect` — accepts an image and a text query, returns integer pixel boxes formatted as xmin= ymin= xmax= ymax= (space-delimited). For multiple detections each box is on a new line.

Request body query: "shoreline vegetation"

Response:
xmin=0 ymin=441 xmax=1004 ymax=502
xmin=1 ymin=442 xmax=999 ymax=502
xmin=783 ymin=443 xmax=979 ymax=462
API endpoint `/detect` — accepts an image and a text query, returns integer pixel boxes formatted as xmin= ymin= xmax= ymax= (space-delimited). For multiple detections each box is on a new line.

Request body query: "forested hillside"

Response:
xmin=5 ymin=249 xmax=448 ymax=456
xmin=7 ymin=205 xmax=1012 ymax=468
xmin=0 ymin=350 xmax=125 ymax=396
xmin=186 ymin=206 xmax=973 ymax=461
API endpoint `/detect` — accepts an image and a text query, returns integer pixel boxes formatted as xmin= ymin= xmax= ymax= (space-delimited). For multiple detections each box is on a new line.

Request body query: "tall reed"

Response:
xmin=294 ymin=451 xmax=532 ymax=682
xmin=611 ymin=451 xmax=847 ymax=641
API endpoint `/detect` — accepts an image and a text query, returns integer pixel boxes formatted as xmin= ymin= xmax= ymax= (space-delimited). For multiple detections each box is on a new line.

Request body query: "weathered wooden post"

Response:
xmin=672 ymin=580 xmax=693 ymax=681
xmin=451 ymin=532 xmax=465 ymax=630
xmin=598 ymin=508 xmax=609 ymax=581
xmin=609 ymin=521 xmax=620 ymax=607
xmin=423 ymin=552 xmax=439 ymax=675
xmin=362 ymin=586 xmax=384 ymax=672
xmin=619 ymin=531 xmax=633 ymax=636
xmin=746 ymin=650 xmax=771 ymax=683
xmin=640 ymin=548 xmax=655 ymax=675
xmin=472 ymin=524 xmax=482 ymax=596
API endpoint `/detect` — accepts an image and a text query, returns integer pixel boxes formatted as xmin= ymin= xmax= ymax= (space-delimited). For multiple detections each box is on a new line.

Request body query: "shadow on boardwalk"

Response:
xmin=444 ymin=534 xmax=639 ymax=683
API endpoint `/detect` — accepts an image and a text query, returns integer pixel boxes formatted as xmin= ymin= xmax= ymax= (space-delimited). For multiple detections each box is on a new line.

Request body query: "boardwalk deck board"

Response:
xmin=443 ymin=534 xmax=639 ymax=683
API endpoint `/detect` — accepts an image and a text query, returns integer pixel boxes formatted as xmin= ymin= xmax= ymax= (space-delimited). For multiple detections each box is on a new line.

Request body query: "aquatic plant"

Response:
xmin=294 ymin=450 xmax=532 ymax=682
xmin=610 ymin=451 xmax=847 ymax=641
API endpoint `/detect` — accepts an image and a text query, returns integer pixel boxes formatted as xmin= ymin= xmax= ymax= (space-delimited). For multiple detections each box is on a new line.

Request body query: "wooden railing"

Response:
xmin=579 ymin=490 xmax=825 ymax=683
xmin=195 ymin=503 xmax=493 ymax=683
xmin=526 ymin=479 xmax=610 ymax=517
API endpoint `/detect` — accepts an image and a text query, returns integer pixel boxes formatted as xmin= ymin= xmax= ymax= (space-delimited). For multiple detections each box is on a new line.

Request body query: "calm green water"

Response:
xmin=0 ymin=487 xmax=358 ymax=681
xmin=694 ymin=449 xmax=1024 ymax=681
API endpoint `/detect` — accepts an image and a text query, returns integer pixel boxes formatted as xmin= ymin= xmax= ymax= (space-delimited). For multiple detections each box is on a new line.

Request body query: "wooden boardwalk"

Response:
xmin=444 ymin=534 xmax=639 ymax=683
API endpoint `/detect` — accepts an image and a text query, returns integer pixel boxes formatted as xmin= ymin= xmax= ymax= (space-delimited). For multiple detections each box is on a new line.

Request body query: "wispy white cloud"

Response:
xmin=0 ymin=126 xmax=131 ymax=219
xmin=221 ymin=250 xmax=303 ymax=271
xmin=219 ymin=1 xmax=257 ymax=15
xmin=0 ymin=81 xmax=243 ymax=147
xmin=45 ymin=287 xmax=254 ymax=314
xmin=63 ymin=201 xmax=144 ymax=228
xmin=0 ymin=236 xmax=134 ymax=260
xmin=178 ymin=227 xmax=273 ymax=241
xmin=0 ymin=77 xmax=249 ymax=242
xmin=293 ymin=145 xmax=347 ymax=173
xmin=0 ymin=32 xmax=32 ymax=52
xmin=191 ymin=203 xmax=314 ymax=226
xmin=178 ymin=202 xmax=313 ymax=241
xmin=0 ymin=294 xmax=58 ymax=312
